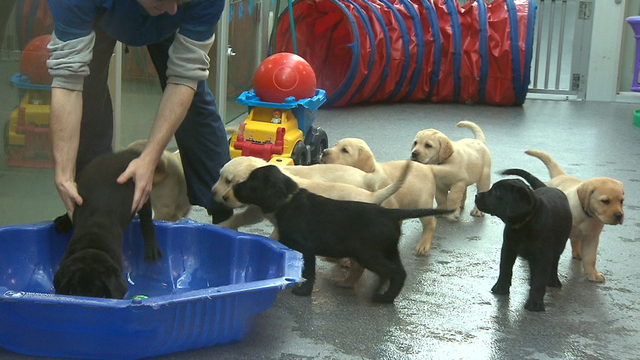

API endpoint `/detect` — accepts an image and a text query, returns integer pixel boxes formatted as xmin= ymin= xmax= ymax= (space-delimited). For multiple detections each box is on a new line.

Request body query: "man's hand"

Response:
xmin=117 ymin=156 xmax=157 ymax=214
xmin=119 ymin=83 xmax=195 ymax=214
xmin=55 ymin=177 xmax=83 ymax=219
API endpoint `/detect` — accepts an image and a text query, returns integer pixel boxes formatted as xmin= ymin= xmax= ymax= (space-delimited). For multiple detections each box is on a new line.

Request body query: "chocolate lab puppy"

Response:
xmin=475 ymin=169 xmax=572 ymax=311
xmin=232 ymin=162 xmax=453 ymax=303
xmin=53 ymin=150 xmax=163 ymax=299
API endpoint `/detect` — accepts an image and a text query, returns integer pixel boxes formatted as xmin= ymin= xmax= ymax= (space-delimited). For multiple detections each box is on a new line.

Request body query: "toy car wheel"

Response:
xmin=291 ymin=141 xmax=310 ymax=165
xmin=311 ymin=138 xmax=327 ymax=164
xmin=3 ymin=120 xmax=10 ymax=155
xmin=304 ymin=126 xmax=328 ymax=164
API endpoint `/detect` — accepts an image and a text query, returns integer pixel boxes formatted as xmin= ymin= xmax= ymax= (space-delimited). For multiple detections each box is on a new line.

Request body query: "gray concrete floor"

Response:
xmin=2 ymin=98 xmax=640 ymax=359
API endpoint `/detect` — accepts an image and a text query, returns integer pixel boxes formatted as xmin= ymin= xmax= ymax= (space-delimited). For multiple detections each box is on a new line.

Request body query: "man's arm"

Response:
xmin=50 ymin=87 xmax=84 ymax=217
xmin=117 ymin=82 xmax=195 ymax=213
xmin=46 ymin=12 xmax=97 ymax=218
xmin=117 ymin=0 xmax=220 ymax=214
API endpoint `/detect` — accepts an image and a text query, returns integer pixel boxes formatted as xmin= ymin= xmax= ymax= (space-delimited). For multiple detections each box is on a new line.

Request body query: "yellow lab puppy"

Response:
xmin=410 ymin=120 xmax=492 ymax=220
xmin=211 ymin=156 xmax=402 ymax=235
xmin=321 ymin=138 xmax=439 ymax=255
xmin=526 ymin=150 xmax=624 ymax=282
xmin=126 ymin=140 xmax=190 ymax=221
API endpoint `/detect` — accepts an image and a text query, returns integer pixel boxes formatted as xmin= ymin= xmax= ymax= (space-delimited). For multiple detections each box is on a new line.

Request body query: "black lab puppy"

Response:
xmin=474 ymin=169 xmax=572 ymax=311
xmin=232 ymin=163 xmax=452 ymax=303
xmin=53 ymin=150 xmax=163 ymax=299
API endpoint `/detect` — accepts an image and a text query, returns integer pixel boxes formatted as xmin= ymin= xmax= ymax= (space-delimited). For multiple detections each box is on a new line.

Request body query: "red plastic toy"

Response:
xmin=19 ymin=35 xmax=53 ymax=85
xmin=253 ymin=52 xmax=316 ymax=103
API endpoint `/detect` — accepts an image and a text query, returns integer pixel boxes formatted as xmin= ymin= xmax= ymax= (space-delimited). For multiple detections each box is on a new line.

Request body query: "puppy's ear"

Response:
xmin=354 ymin=145 xmax=376 ymax=173
xmin=576 ymin=181 xmax=596 ymax=215
xmin=437 ymin=137 xmax=454 ymax=163
xmin=260 ymin=166 xmax=298 ymax=213
xmin=506 ymin=186 xmax=534 ymax=220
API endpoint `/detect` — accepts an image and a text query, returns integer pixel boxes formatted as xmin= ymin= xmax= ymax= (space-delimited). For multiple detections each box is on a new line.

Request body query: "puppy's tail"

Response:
xmin=524 ymin=149 xmax=565 ymax=179
xmin=456 ymin=120 xmax=486 ymax=144
xmin=389 ymin=208 xmax=455 ymax=221
xmin=371 ymin=160 xmax=413 ymax=205
xmin=501 ymin=168 xmax=547 ymax=189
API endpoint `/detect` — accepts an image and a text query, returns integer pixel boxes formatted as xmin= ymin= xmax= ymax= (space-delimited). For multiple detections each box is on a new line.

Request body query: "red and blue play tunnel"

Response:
xmin=272 ymin=0 xmax=535 ymax=107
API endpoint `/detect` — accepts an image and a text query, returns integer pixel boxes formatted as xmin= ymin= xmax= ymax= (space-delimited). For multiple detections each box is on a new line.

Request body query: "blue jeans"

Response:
xmin=78 ymin=26 xmax=231 ymax=214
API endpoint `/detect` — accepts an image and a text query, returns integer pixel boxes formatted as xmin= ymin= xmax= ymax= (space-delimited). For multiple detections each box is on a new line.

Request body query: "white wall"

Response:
xmin=586 ymin=0 xmax=627 ymax=101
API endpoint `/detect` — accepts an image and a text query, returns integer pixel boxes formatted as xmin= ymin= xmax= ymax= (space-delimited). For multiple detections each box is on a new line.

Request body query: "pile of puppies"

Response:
xmin=51 ymin=122 xmax=624 ymax=311
xmin=212 ymin=120 xmax=625 ymax=311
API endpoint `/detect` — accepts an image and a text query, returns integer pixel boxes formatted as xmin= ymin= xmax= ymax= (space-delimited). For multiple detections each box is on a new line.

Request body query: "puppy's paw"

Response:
xmin=470 ymin=207 xmax=485 ymax=217
xmin=586 ymin=271 xmax=605 ymax=283
xmin=491 ymin=282 xmax=510 ymax=295
xmin=144 ymin=246 xmax=163 ymax=262
xmin=217 ymin=219 xmax=239 ymax=229
xmin=292 ymin=282 xmax=313 ymax=296
xmin=444 ymin=213 xmax=461 ymax=222
xmin=547 ymin=276 xmax=562 ymax=288
xmin=372 ymin=293 xmax=396 ymax=304
xmin=334 ymin=279 xmax=356 ymax=288
xmin=54 ymin=214 xmax=73 ymax=233
xmin=414 ymin=243 xmax=431 ymax=256
xmin=524 ymin=299 xmax=545 ymax=312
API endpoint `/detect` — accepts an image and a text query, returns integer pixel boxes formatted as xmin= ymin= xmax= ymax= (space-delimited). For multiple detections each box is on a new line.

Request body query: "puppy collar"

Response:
xmin=582 ymin=206 xmax=593 ymax=218
xmin=284 ymin=190 xmax=298 ymax=203
xmin=510 ymin=214 xmax=534 ymax=229
xmin=275 ymin=189 xmax=299 ymax=211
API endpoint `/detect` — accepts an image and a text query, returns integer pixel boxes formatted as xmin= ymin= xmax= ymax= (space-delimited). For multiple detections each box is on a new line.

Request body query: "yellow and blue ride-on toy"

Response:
xmin=3 ymin=74 xmax=53 ymax=168
xmin=229 ymin=89 xmax=328 ymax=165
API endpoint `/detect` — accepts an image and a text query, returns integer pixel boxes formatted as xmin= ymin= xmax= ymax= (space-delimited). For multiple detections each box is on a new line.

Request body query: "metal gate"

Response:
xmin=528 ymin=0 xmax=594 ymax=99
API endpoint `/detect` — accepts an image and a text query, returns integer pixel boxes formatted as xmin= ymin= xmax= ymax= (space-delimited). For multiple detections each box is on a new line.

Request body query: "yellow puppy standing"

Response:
xmin=410 ymin=120 xmax=492 ymax=220
xmin=321 ymin=138 xmax=439 ymax=255
xmin=525 ymin=150 xmax=624 ymax=283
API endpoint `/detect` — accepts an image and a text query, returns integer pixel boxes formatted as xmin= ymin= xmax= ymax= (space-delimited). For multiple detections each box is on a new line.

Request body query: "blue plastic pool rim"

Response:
xmin=0 ymin=220 xmax=303 ymax=310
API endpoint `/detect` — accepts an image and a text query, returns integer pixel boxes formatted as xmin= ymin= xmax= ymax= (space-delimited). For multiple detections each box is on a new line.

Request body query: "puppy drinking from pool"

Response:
xmin=475 ymin=169 xmax=572 ymax=311
xmin=232 ymin=161 xmax=453 ymax=303
xmin=53 ymin=150 xmax=163 ymax=299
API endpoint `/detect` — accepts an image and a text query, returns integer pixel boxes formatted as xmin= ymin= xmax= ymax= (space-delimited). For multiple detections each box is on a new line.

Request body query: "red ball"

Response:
xmin=20 ymin=35 xmax=53 ymax=85
xmin=253 ymin=52 xmax=316 ymax=103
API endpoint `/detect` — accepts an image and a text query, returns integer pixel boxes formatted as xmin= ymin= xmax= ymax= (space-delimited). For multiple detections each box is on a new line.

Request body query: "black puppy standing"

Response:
xmin=232 ymin=162 xmax=452 ymax=303
xmin=475 ymin=169 xmax=572 ymax=311
xmin=53 ymin=149 xmax=163 ymax=299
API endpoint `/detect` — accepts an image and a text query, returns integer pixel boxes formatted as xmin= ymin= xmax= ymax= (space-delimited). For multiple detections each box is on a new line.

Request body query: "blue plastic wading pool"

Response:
xmin=0 ymin=220 xmax=303 ymax=360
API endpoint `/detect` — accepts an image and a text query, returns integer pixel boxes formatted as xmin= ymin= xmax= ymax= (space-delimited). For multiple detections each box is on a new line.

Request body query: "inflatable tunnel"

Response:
xmin=272 ymin=0 xmax=535 ymax=107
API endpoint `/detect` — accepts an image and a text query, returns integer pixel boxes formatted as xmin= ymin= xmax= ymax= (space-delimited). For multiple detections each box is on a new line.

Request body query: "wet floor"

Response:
xmin=1 ymin=99 xmax=639 ymax=359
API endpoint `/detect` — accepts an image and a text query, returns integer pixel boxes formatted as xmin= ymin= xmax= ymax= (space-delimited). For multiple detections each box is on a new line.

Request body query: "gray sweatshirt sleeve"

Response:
xmin=166 ymin=32 xmax=215 ymax=90
xmin=46 ymin=31 xmax=96 ymax=91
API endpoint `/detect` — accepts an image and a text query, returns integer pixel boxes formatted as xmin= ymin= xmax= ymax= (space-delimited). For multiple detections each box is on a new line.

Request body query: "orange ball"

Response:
xmin=253 ymin=52 xmax=316 ymax=103
xmin=20 ymin=35 xmax=53 ymax=85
